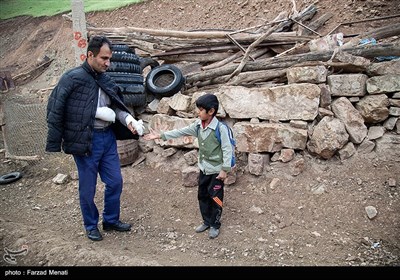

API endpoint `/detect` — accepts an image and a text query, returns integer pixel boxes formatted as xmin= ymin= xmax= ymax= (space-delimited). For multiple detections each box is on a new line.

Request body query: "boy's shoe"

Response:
xmin=209 ymin=227 xmax=219 ymax=239
xmin=195 ymin=223 xmax=210 ymax=233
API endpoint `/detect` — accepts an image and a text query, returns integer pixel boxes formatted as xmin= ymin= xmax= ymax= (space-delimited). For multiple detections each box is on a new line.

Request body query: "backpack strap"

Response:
xmin=197 ymin=120 xmax=234 ymax=145
xmin=196 ymin=122 xmax=201 ymax=137
xmin=196 ymin=119 xmax=222 ymax=141
xmin=216 ymin=120 xmax=236 ymax=167
xmin=216 ymin=121 xmax=235 ymax=146
xmin=215 ymin=121 xmax=222 ymax=143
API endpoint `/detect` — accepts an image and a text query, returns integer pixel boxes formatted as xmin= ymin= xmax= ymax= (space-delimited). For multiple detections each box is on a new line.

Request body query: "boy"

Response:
xmin=143 ymin=93 xmax=233 ymax=239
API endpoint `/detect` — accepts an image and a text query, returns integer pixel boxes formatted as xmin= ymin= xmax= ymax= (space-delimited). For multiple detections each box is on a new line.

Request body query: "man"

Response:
xmin=46 ymin=36 xmax=143 ymax=241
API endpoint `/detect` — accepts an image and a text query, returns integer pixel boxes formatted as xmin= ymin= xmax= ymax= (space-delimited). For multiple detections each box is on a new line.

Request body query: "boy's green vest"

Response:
xmin=197 ymin=131 xmax=223 ymax=166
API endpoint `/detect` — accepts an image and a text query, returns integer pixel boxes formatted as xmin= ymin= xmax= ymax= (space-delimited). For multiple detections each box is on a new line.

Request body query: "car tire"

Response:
xmin=111 ymin=44 xmax=135 ymax=54
xmin=145 ymin=64 xmax=185 ymax=98
xmin=0 ymin=172 xmax=22 ymax=185
xmin=122 ymin=93 xmax=147 ymax=107
xmin=107 ymin=72 xmax=144 ymax=84
xmin=111 ymin=51 xmax=140 ymax=64
xmin=108 ymin=62 xmax=142 ymax=74
xmin=140 ymin=57 xmax=160 ymax=72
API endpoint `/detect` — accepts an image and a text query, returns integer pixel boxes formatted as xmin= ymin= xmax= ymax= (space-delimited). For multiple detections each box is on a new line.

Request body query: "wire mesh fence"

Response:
xmin=2 ymin=99 xmax=48 ymax=161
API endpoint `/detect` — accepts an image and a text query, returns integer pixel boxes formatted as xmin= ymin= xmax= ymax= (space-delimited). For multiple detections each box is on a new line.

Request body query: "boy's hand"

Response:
xmin=216 ymin=170 xmax=227 ymax=181
xmin=143 ymin=128 xmax=161 ymax=140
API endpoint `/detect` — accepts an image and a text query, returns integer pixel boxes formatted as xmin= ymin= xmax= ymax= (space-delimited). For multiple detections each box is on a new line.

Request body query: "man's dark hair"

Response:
xmin=87 ymin=36 xmax=112 ymax=56
xmin=196 ymin=93 xmax=219 ymax=116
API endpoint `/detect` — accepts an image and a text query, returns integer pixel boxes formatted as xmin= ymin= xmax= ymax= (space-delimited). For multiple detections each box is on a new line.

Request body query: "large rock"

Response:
xmin=219 ymin=84 xmax=320 ymax=121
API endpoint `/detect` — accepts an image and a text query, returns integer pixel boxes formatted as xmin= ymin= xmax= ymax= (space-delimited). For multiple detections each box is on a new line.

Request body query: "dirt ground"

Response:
xmin=1 ymin=0 xmax=400 ymax=269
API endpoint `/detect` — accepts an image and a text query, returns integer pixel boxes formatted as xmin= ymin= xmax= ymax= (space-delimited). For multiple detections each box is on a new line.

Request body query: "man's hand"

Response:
xmin=125 ymin=115 xmax=144 ymax=135
xmin=127 ymin=122 xmax=137 ymax=135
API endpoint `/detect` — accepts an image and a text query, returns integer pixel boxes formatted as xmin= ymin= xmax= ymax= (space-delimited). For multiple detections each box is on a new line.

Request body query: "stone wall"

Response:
xmin=139 ymin=58 xmax=400 ymax=182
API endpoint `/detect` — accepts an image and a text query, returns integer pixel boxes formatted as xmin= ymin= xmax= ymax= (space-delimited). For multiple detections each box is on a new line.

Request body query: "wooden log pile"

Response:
xmin=88 ymin=3 xmax=400 ymax=91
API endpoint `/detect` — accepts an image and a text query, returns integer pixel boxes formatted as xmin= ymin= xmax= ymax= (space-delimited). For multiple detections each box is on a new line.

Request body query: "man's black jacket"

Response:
xmin=46 ymin=61 xmax=133 ymax=156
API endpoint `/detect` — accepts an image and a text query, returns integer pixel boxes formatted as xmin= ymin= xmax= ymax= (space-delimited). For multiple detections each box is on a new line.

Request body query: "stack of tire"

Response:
xmin=107 ymin=44 xmax=186 ymax=110
xmin=106 ymin=44 xmax=146 ymax=110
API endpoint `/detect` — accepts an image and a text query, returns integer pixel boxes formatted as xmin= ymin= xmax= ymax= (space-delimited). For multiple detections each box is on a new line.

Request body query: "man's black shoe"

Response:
xmin=87 ymin=228 xmax=103 ymax=241
xmin=103 ymin=221 xmax=132 ymax=232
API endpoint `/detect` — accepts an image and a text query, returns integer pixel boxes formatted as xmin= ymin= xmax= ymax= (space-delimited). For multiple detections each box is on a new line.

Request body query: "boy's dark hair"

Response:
xmin=87 ymin=36 xmax=112 ymax=57
xmin=195 ymin=93 xmax=219 ymax=116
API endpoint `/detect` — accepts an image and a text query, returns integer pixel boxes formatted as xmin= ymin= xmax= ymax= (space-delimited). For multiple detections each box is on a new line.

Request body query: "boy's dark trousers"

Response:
xmin=198 ymin=171 xmax=224 ymax=229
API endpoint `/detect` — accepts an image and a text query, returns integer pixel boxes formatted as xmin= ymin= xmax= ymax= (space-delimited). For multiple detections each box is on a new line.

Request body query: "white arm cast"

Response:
xmin=95 ymin=107 xmax=116 ymax=122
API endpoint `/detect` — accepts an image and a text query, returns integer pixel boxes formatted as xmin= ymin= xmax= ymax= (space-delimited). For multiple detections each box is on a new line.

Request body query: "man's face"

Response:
xmin=87 ymin=44 xmax=112 ymax=73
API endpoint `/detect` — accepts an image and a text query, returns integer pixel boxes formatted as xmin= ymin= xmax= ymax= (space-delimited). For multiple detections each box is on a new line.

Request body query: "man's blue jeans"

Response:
xmin=73 ymin=129 xmax=123 ymax=231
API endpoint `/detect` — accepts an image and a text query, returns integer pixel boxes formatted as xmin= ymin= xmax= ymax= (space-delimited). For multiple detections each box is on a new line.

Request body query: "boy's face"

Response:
xmin=197 ymin=107 xmax=215 ymax=121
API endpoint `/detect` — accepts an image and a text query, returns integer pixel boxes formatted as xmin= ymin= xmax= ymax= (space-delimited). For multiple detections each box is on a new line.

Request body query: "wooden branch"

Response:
xmin=291 ymin=18 xmax=322 ymax=36
xmin=229 ymin=20 xmax=285 ymax=35
xmin=88 ymin=26 xmax=232 ymax=39
xmin=152 ymin=44 xmax=240 ymax=57
xmin=291 ymin=0 xmax=298 ymax=16
xmin=233 ymin=48 xmax=270 ymax=62
xmin=5 ymin=153 xmax=41 ymax=161
xmin=228 ymin=3 xmax=318 ymax=80
xmin=343 ymin=22 xmax=400 ymax=48
xmin=38 ymin=87 xmax=55 ymax=92
xmin=238 ymin=32 xmax=314 ymax=42
xmin=275 ymin=42 xmax=307 ymax=57
xmin=226 ymin=33 xmax=254 ymax=60
xmin=268 ymin=43 xmax=296 ymax=55
xmin=89 ymin=28 xmax=314 ymax=46
xmin=185 ymin=43 xmax=400 ymax=87
xmin=202 ymin=48 xmax=270 ymax=71
xmin=276 ymin=3 xmax=317 ymax=33
xmin=160 ymin=52 xmax=233 ymax=63
xmin=229 ymin=12 xmax=288 ymax=79
xmin=327 ymin=14 xmax=400 ymax=35
xmin=301 ymin=12 xmax=333 ymax=36
xmin=188 ymin=61 xmax=296 ymax=88
xmin=90 ymin=26 xmax=299 ymax=41
xmin=227 ymin=69 xmax=287 ymax=85
xmin=12 ymin=59 xmax=53 ymax=86
xmin=202 ymin=51 xmax=242 ymax=70
xmin=193 ymin=68 xmax=287 ymax=88
xmin=90 ymin=28 xmax=316 ymax=57
xmin=151 ymin=41 xmax=293 ymax=58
